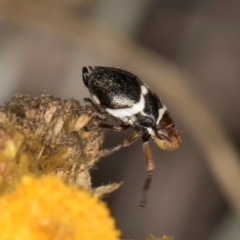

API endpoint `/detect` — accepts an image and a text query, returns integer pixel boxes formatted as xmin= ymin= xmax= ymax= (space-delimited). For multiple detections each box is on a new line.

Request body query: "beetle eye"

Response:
xmin=156 ymin=129 xmax=168 ymax=140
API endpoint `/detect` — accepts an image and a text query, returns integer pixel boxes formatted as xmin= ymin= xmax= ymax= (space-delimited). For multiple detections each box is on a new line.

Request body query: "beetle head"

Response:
xmin=153 ymin=111 xmax=181 ymax=151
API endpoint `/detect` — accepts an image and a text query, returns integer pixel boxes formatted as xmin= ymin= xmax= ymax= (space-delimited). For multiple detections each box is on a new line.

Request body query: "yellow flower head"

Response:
xmin=0 ymin=175 xmax=120 ymax=240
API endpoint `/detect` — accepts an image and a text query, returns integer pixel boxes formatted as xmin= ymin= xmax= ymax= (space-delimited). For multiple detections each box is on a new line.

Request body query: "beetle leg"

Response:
xmin=76 ymin=107 xmax=105 ymax=119
xmin=100 ymin=130 xmax=143 ymax=157
xmin=77 ymin=103 xmax=113 ymax=121
xmin=98 ymin=123 xmax=129 ymax=131
xmin=138 ymin=133 xmax=154 ymax=209
xmin=77 ymin=99 xmax=116 ymax=121
xmin=85 ymin=122 xmax=129 ymax=132
xmin=84 ymin=123 xmax=99 ymax=131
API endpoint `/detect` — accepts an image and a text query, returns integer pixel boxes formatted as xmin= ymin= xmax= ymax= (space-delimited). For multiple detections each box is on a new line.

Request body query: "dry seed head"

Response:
xmin=0 ymin=92 xmax=121 ymax=197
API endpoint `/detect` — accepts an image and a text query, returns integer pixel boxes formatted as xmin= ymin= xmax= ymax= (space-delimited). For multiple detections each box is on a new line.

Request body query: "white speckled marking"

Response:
xmin=141 ymin=85 xmax=148 ymax=95
xmin=156 ymin=105 xmax=167 ymax=125
xmin=147 ymin=127 xmax=155 ymax=136
xmin=106 ymin=94 xmax=145 ymax=119
xmin=92 ymin=94 xmax=100 ymax=105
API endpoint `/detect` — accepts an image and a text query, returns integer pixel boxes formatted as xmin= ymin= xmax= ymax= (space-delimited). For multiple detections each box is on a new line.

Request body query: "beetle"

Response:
xmin=79 ymin=66 xmax=181 ymax=208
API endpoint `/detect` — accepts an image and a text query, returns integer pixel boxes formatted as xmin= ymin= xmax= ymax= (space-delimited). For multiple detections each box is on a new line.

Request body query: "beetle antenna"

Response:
xmin=178 ymin=129 xmax=188 ymax=133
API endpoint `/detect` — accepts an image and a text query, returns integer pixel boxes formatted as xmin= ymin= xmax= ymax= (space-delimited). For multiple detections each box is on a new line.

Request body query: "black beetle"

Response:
xmin=79 ymin=66 xmax=181 ymax=208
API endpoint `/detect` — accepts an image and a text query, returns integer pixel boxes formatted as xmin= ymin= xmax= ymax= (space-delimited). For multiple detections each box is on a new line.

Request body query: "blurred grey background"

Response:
xmin=1 ymin=0 xmax=240 ymax=239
